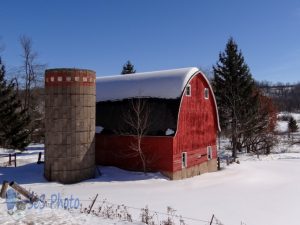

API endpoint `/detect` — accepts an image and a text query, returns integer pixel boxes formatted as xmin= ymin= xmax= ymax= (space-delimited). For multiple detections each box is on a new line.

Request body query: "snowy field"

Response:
xmin=1 ymin=115 xmax=300 ymax=225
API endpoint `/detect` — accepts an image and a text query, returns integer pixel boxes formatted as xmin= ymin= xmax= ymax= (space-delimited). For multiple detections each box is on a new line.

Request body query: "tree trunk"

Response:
xmin=231 ymin=114 xmax=238 ymax=159
xmin=232 ymin=135 xmax=237 ymax=159
xmin=246 ymin=144 xmax=250 ymax=153
xmin=138 ymin=137 xmax=146 ymax=174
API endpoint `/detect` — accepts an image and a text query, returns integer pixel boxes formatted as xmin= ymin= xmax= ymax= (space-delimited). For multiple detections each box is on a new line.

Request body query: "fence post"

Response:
xmin=209 ymin=214 xmax=215 ymax=225
xmin=9 ymin=181 xmax=38 ymax=202
xmin=37 ymin=152 xmax=42 ymax=164
xmin=217 ymin=157 xmax=221 ymax=170
xmin=88 ymin=194 xmax=99 ymax=214
xmin=14 ymin=153 xmax=17 ymax=167
xmin=0 ymin=181 xmax=9 ymax=198
xmin=8 ymin=154 xmax=11 ymax=165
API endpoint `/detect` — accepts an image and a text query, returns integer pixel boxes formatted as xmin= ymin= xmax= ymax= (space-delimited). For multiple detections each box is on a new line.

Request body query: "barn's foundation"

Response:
xmin=161 ymin=158 xmax=218 ymax=180
xmin=44 ymin=68 xmax=96 ymax=184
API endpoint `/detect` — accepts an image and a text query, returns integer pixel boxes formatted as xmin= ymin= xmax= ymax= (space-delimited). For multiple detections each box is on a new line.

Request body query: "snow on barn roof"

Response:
xmin=96 ymin=67 xmax=199 ymax=101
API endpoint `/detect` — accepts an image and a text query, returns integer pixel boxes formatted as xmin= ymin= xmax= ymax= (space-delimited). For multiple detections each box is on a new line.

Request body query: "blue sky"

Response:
xmin=1 ymin=0 xmax=300 ymax=83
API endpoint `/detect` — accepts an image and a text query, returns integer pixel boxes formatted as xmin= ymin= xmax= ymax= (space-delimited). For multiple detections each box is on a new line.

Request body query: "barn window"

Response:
xmin=185 ymin=84 xmax=191 ymax=96
xmin=182 ymin=152 xmax=187 ymax=168
xmin=204 ymin=88 xmax=209 ymax=99
xmin=207 ymin=146 xmax=212 ymax=160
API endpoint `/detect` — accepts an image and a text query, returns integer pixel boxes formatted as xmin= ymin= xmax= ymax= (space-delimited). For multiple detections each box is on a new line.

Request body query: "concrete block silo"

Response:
xmin=44 ymin=68 xmax=96 ymax=184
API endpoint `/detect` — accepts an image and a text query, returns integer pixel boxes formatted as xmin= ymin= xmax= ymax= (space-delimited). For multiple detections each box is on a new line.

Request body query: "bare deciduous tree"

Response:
xmin=121 ymin=98 xmax=151 ymax=173
xmin=19 ymin=35 xmax=45 ymax=110
xmin=18 ymin=35 xmax=46 ymax=142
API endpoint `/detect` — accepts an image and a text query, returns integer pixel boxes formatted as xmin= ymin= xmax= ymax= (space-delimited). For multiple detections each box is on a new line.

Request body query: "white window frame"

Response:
xmin=185 ymin=84 xmax=191 ymax=96
xmin=204 ymin=88 xmax=209 ymax=99
xmin=207 ymin=146 xmax=212 ymax=160
xmin=182 ymin=152 xmax=187 ymax=168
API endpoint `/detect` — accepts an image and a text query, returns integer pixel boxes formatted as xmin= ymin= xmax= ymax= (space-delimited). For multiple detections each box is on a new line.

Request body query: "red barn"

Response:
xmin=95 ymin=67 xmax=221 ymax=179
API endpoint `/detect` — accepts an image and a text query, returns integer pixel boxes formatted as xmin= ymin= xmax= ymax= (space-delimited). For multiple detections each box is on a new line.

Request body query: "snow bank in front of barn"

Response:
xmin=95 ymin=67 xmax=199 ymax=102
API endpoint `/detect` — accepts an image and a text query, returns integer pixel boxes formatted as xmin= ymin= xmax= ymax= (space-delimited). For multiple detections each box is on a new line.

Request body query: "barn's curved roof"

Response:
xmin=96 ymin=67 xmax=221 ymax=132
xmin=96 ymin=67 xmax=199 ymax=101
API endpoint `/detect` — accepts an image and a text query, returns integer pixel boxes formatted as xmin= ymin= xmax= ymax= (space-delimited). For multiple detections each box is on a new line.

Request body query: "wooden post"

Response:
xmin=218 ymin=131 xmax=221 ymax=152
xmin=209 ymin=214 xmax=215 ymax=225
xmin=14 ymin=153 xmax=16 ymax=167
xmin=8 ymin=154 xmax=11 ymax=165
xmin=217 ymin=157 xmax=221 ymax=170
xmin=37 ymin=152 xmax=42 ymax=164
xmin=0 ymin=181 xmax=9 ymax=198
xmin=88 ymin=194 xmax=98 ymax=214
xmin=9 ymin=181 xmax=38 ymax=202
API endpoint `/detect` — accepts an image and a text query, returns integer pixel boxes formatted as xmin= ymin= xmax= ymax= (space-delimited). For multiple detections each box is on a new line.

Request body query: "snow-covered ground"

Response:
xmin=2 ymin=155 xmax=300 ymax=225
xmin=1 ymin=115 xmax=300 ymax=225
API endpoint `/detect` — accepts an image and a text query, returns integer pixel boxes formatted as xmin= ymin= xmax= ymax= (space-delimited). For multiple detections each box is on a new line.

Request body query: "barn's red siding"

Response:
xmin=95 ymin=135 xmax=173 ymax=172
xmin=173 ymin=73 xmax=218 ymax=172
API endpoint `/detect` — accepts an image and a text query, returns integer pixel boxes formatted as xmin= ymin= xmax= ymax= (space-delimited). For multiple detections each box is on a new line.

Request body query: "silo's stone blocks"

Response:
xmin=44 ymin=68 xmax=96 ymax=184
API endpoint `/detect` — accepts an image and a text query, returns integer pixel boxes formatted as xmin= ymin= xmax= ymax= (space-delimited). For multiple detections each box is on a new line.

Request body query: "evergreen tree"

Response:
xmin=121 ymin=60 xmax=136 ymax=75
xmin=0 ymin=57 xmax=31 ymax=150
xmin=213 ymin=38 xmax=258 ymax=158
xmin=288 ymin=116 xmax=298 ymax=133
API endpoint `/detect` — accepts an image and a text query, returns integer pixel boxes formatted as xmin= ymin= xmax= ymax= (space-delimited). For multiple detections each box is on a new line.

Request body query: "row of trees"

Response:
xmin=257 ymin=81 xmax=300 ymax=112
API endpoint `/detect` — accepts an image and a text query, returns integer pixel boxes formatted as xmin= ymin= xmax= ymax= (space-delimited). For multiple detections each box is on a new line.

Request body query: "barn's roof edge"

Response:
xmin=96 ymin=67 xmax=198 ymax=80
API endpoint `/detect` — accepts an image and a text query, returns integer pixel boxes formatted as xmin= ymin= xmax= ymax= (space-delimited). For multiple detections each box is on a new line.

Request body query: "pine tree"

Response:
xmin=121 ymin=60 xmax=136 ymax=75
xmin=213 ymin=38 xmax=258 ymax=158
xmin=288 ymin=116 xmax=298 ymax=133
xmin=0 ymin=57 xmax=31 ymax=150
